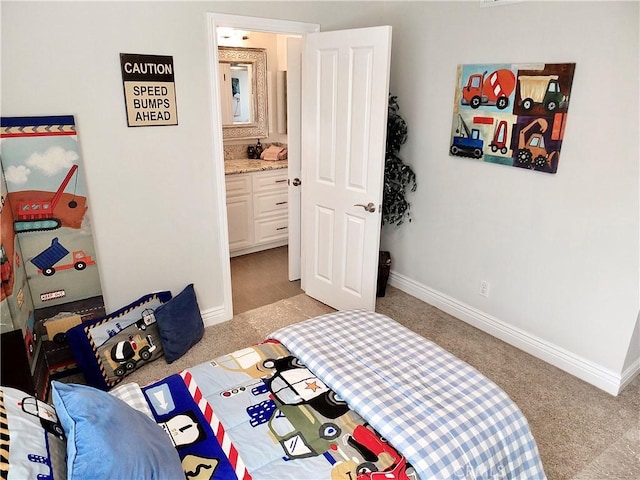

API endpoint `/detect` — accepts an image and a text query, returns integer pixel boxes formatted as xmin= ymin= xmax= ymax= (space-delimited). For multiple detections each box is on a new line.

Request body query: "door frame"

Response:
xmin=206 ymin=13 xmax=319 ymax=321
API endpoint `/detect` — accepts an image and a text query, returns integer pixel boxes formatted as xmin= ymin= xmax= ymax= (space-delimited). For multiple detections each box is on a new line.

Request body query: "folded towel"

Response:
xmin=261 ymin=146 xmax=288 ymax=161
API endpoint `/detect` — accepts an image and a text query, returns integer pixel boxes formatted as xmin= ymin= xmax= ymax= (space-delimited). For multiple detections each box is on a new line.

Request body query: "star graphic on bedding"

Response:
xmin=304 ymin=381 xmax=320 ymax=392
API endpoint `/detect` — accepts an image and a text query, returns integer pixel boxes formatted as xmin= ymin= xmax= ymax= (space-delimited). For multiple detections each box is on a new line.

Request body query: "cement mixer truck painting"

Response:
xmin=461 ymin=69 xmax=516 ymax=110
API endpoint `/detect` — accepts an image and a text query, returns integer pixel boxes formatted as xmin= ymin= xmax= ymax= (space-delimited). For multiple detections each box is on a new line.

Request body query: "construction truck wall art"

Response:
xmin=1 ymin=115 xmax=104 ymax=311
xmin=450 ymin=63 xmax=576 ymax=174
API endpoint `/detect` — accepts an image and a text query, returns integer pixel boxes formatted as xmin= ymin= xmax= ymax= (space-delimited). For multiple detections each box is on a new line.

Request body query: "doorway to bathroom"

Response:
xmin=210 ymin=16 xmax=319 ymax=316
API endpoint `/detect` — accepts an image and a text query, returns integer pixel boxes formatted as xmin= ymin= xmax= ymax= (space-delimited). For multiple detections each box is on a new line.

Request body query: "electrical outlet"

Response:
xmin=479 ymin=280 xmax=490 ymax=297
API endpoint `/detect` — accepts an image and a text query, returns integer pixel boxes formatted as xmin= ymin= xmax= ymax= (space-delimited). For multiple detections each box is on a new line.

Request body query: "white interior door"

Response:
xmin=302 ymin=26 xmax=392 ymax=311
xmin=287 ymin=37 xmax=303 ymax=282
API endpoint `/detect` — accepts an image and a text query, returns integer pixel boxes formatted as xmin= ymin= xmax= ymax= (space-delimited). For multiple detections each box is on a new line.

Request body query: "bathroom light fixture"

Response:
xmin=217 ymin=28 xmax=250 ymax=46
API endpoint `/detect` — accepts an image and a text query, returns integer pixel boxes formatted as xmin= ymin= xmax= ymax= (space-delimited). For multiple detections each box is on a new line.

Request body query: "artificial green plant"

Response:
xmin=382 ymin=95 xmax=417 ymax=226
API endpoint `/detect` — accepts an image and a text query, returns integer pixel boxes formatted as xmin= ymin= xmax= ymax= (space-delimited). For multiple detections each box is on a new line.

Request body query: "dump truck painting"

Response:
xmin=31 ymin=238 xmax=69 ymax=271
xmin=518 ymin=75 xmax=566 ymax=112
xmin=461 ymin=69 xmax=516 ymax=110
xmin=30 ymin=237 xmax=95 ymax=276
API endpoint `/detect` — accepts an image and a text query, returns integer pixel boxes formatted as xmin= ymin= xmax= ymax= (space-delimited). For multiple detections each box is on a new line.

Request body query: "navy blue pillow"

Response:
xmin=155 ymin=284 xmax=204 ymax=363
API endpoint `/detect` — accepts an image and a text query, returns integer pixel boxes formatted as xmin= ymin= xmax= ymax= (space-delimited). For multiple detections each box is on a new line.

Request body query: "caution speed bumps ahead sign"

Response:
xmin=120 ymin=53 xmax=178 ymax=127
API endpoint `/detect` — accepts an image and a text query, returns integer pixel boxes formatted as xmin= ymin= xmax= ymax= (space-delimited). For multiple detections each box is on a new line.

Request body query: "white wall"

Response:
xmin=380 ymin=1 xmax=639 ymax=392
xmin=2 ymin=1 xmax=637 ymax=393
xmin=0 ymin=1 xmax=384 ymax=320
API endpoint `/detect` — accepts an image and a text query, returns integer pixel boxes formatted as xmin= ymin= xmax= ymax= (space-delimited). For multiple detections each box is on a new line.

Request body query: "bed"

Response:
xmin=1 ymin=309 xmax=547 ymax=480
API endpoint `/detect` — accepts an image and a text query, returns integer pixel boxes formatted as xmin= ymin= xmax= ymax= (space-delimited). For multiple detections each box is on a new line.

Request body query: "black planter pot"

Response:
xmin=377 ymin=251 xmax=392 ymax=297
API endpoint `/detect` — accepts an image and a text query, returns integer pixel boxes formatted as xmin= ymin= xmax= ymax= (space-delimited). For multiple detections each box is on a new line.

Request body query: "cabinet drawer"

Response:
xmin=254 ymin=191 xmax=288 ymax=218
xmin=255 ymin=215 xmax=288 ymax=245
xmin=225 ymin=174 xmax=252 ymax=197
xmin=253 ymin=170 xmax=288 ymax=192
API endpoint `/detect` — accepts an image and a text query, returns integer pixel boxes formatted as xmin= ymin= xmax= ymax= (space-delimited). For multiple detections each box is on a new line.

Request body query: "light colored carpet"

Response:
xmin=126 ymin=287 xmax=639 ymax=480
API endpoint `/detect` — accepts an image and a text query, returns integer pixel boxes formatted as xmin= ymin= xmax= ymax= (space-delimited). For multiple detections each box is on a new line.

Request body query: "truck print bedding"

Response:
xmin=138 ymin=339 xmax=419 ymax=480
xmin=130 ymin=310 xmax=545 ymax=479
xmin=1 ymin=310 xmax=547 ymax=480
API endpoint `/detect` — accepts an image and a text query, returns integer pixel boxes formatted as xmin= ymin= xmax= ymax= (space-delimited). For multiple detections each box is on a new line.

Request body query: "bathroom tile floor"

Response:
xmin=230 ymin=246 xmax=303 ymax=315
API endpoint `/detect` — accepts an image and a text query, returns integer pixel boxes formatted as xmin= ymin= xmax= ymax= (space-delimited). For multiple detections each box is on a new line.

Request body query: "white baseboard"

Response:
xmin=620 ymin=357 xmax=640 ymax=393
xmin=201 ymin=305 xmax=232 ymax=328
xmin=389 ymin=271 xmax=635 ymax=396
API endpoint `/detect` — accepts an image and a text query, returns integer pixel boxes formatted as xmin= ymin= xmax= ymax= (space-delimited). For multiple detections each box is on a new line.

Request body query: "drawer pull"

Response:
xmin=276 ymin=226 xmax=288 ymax=231
xmin=275 ymin=201 xmax=288 ymax=206
xmin=275 ymin=179 xmax=287 ymax=184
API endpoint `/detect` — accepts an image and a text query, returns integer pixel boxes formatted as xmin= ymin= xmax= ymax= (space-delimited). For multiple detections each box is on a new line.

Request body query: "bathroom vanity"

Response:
xmin=225 ymin=161 xmax=288 ymax=256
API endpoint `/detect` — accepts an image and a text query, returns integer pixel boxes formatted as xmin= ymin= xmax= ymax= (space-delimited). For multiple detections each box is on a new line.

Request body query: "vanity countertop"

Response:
xmin=225 ymin=158 xmax=288 ymax=175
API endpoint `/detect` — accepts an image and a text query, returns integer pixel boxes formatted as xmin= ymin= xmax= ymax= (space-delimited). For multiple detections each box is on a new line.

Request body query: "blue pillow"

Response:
xmin=51 ymin=381 xmax=184 ymax=480
xmin=155 ymin=284 xmax=204 ymax=363
xmin=66 ymin=291 xmax=172 ymax=390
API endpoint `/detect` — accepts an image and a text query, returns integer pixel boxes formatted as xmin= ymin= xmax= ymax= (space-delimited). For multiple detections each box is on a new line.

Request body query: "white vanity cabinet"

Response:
xmin=225 ymin=174 xmax=253 ymax=252
xmin=225 ymin=169 xmax=288 ymax=256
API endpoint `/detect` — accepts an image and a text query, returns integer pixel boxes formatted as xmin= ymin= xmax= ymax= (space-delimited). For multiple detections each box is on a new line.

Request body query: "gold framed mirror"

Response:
xmin=218 ymin=46 xmax=268 ymax=140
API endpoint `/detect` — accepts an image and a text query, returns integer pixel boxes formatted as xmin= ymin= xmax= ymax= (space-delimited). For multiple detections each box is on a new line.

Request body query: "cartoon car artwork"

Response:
xmin=213 ymin=341 xmax=288 ymax=378
xmin=215 ymin=379 xmax=278 ymax=427
xmin=266 ymin=356 xmax=350 ymax=419
xmin=135 ymin=308 xmax=156 ymax=330
xmin=107 ymin=334 xmax=157 ymax=376
xmin=15 ymin=395 xmax=62 ymax=480
xmin=350 ymin=425 xmax=417 ymax=480
xmin=267 ymin=402 xmax=342 ymax=459
xmin=159 ymin=410 xmax=206 ymax=449
xmin=20 ymin=396 xmax=65 ymax=440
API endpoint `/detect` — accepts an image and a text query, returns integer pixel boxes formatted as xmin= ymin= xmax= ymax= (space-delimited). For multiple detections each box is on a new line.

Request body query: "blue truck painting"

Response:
xmin=30 ymin=237 xmax=95 ymax=276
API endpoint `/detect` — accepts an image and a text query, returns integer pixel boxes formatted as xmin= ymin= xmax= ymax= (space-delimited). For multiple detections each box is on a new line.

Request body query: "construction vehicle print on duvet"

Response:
xmin=213 ymin=340 xmax=289 ymax=379
xmin=13 ymin=164 xmax=80 ymax=233
xmin=209 ymin=341 xmax=417 ymax=479
xmin=265 ymin=400 xmax=417 ymax=479
xmin=226 ymin=377 xmax=417 ymax=479
xmin=30 ymin=237 xmax=95 ymax=276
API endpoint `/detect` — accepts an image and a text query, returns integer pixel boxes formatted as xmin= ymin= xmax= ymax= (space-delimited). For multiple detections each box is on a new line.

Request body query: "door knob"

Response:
xmin=354 ymin=202 xmax=376 ymax=213
xmin=290 ymin=177 xmax=302 ymax=186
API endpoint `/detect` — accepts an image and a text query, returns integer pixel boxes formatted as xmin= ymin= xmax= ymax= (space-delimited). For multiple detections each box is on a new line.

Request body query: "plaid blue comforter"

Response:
xmin=269 ymin=310 xmax=547 ymax=480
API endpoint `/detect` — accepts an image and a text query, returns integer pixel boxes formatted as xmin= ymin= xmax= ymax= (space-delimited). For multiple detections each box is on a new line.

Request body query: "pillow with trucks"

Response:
xmin=66 ymin=291 xmax=172 ymax=390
